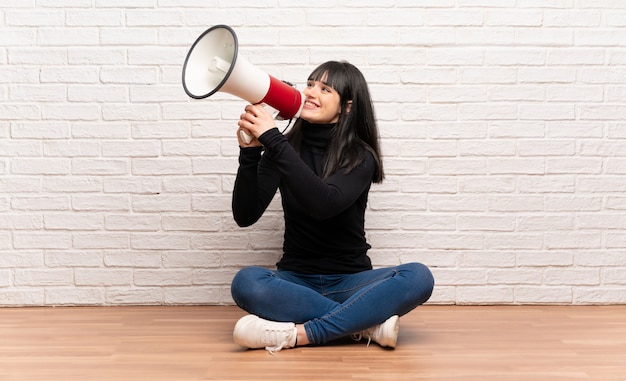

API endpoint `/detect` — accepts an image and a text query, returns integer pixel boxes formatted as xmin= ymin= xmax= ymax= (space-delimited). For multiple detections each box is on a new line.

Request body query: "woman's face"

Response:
xmin=300 ymin=75 xmax=342 ymax=124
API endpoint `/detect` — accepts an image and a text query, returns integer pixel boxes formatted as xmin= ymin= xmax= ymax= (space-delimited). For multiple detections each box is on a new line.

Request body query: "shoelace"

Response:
xmin=263 ymin=328 xmax=294 ymax=355
xmin=350 ymin=332 xmax=373 ymax=347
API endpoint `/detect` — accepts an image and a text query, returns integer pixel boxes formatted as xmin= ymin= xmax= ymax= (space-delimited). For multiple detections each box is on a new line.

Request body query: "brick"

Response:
xmin=73 ymin=233 xmax=129 ymax=249
xmin=104 ymin=252 xmax=162 ymax=268
xmin=458 ymin=215 xmax=516 ymax=231
xmin=11 ymin=196 xmax=70 ymax=211
xmin=0 ymin=104 xmax=40 ymax=120
xmin=485 ymin=10 xmax=542 ymax=26
xmin=429 ymin=158 xmax=486 ymax=175
xmin=68 ymin=48 xmax=126 ymax=65
xmin=45 ymin=251 xmax=103 ymax=268
xmin=105 ymin=288 xmax=163 ymax=305
xmin=13 ymin=233 xmax=71 ymax=249
xmin=66 ymin=10 xmax=123 ymax=27
xmin=514 ymin=287 xmax=573 ymax=304
xmin=0 ymin=214 xmax=42 ymax=230
xmin=0 ymin=271 xmax=11 ymax=287
xmin=132 ymin=158 xmax=191 ymax=175
xmin=72 ymin=195 xmax=130 ymax=211
xmin=14 ymin=269 xmax=73 ymax=286
xmin=368 ymin=193 xmax=427 ymax=211
xmin=134 ymin=269 xmax=192 ymax=286
xmin=0 ymin=290 xmax=44 ymax=307
xmin=125 ymin=10 xmax=183 ymax=27
xmin=427 ymin=233 xmax=484 ymax=250
xmin=130 ymin=234 xmax=190 ymax=250
xmin=461 ymin=251 xmax=516 ymax=267
xmin=460 ymin=176 xmax=516 ymax=193
xmin=160 ymin=176 xmax=218 ymax=194
xmin=75 ymin=269 xmax=132 ymax=286
xmin=0 ymin=251 xmax=44 ymax=268
xmin=517 ymin=215 xmax=574 ymax=231
xmin=358 ymin=232 xmax=427 ymax=249
xmin=164 ymin=287 xmax=222 ymax=305
xmin=103 ymin=177 xmax=160 ymax=194
xmin=190 ymin=232 xmax=250 ymax=250
xmin=489 ymin=195 xmax=544 ymax=212
xmin=72 ymin=122 xmax=131 ymax=139
xmin=68 ymin=85 xmax=128 ymax=103
xmin=105 ymin=214 xmax=161 ymax=232
xmin=460 ymin=140 xmax=516 ymax=156
xmin=44 ymin=213 xmax=103 ymax=230
xmin=42 ymin=104 xmax=100 ymax=121
xmin=10 ymin=84 xmax=66 ymax=102
xmin=400 ymin=177 xmax=457 ymax=193
xmin=485 ymin=48 xmax=545 ymax=66
xmin=102 ymin=104 xmax=160 ymax=121
xmin=132 ymin=194 xmax=191 ymax=212
xmin=545 ymin=232 xmax=603 ymax=249
xmin=191 ymin=269 xmax=237 ymax=285
xmin=544 ymin=195 xmax=603 ymax=212
xmin=519 ymin=104 xmax=576 ymax=121
xmin=162 ymin=215 xmax=220 ymax=232
xmin=485 ymin=233 xmax=544 ymax=250
xmin=427 ymin=10 xmax=483 ymax=26
xmin=162 ymin=251 xmax=221 ymax=268
xmin=102 ymin=141 xmax=161 ymax=157
xmin=0 ymin=232 xmax=11 ymax=249
xmin=45 ymin=288 xmax=105 ymax=306
xmin=487 ymin=269 xmax=543 ymax=284
xmin=99 ymin=27 xmax=157 ymax=46
xmin=0 ymin=29 xmax=36 ymax=47
xmin=574 ymin=287 xmax=626 ymax=304
xmin=456 ymin=286 xmax=515 ymax=304
xmin=429 ymin=195 xmax=488 ymax=212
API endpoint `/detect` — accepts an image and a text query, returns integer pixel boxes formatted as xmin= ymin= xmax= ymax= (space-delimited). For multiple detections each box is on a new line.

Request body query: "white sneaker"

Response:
xmin=352 ymin=315 xmax=400 ymax=348
xmin=233 ymin=315 xmax=297 ymax=354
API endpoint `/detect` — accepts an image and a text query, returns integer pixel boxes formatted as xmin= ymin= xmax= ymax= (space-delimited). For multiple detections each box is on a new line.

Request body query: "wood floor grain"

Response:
xmin=0 ymin=305 xmax=624 ymax=381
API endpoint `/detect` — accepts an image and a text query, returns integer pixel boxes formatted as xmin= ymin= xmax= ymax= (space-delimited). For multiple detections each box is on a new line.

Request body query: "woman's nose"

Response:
xmin=304 ymin=85 xmax=321 ymax=97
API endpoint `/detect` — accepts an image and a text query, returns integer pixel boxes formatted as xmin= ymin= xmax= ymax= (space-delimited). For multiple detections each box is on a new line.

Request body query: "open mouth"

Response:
xmin=304 ymin=100 xmax=319 ymax=108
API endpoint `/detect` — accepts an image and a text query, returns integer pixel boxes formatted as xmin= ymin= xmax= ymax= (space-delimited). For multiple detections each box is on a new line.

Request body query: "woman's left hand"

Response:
xmin=237 ymin=104 xmax=276 ymax=140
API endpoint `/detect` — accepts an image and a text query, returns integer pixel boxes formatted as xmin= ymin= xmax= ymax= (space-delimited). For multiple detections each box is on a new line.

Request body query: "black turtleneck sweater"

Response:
xmin=232 ymin=121 xmax=375 ymax=274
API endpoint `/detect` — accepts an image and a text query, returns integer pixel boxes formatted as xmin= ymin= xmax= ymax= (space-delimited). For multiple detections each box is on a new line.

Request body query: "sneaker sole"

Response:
xmin=382 ymin=315 xmax=400 ymax=348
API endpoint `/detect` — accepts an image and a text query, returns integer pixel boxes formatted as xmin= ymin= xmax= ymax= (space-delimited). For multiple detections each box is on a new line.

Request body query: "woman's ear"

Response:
xmin=345 ymin=100 xmax=352 ymax=114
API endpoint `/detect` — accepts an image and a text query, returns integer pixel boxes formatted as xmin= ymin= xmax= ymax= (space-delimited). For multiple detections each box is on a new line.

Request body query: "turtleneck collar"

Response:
xmin=301 ymin=120 xmax=336 ymax=149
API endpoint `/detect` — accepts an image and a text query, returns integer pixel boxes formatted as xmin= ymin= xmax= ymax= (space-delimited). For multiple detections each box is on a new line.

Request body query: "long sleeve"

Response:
xmin=231 ymin=146 xmax=279 ymax=227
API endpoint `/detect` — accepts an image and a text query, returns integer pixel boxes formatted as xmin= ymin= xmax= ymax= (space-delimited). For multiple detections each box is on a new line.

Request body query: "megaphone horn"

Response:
xmin=182 ymin=25 xmax=304 ymax=123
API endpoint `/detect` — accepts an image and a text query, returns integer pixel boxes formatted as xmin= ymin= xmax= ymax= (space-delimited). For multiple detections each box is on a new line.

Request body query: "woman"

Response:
xmin=230 ymin=61 xmax=434 ymax=354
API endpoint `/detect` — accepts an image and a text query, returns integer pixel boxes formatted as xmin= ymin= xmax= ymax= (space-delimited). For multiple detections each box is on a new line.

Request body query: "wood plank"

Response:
xmin=0 ymin=305 xmax=624 ymax=380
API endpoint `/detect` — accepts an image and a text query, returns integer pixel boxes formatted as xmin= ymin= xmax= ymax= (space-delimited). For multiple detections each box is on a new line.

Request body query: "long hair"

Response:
xmin=286 ymin=61 xmax=384 ymax=183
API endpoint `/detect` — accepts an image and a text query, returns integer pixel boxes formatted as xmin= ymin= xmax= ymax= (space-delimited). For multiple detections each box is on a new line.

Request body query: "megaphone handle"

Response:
xmin=240 ymin=129 xmax=253 ymax=144
xmin=238 ymin=104 xmax=280 ymax=145
xmin=262 ymin=103 xmax=280 ymax=119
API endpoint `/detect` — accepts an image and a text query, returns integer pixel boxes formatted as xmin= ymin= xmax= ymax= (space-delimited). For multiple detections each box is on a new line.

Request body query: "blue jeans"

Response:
xmin=230 ymin=263 xmax=434 ymax=344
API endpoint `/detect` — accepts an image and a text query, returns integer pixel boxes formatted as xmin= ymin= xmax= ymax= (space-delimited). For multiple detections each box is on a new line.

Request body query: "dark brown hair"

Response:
xmin=286 ymin=61 xmax=384 ymax=183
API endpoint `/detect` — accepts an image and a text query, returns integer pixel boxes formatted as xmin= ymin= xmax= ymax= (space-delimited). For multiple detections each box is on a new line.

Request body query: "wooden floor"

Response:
xmin=0 ymin=305 xmax=625 ymax=381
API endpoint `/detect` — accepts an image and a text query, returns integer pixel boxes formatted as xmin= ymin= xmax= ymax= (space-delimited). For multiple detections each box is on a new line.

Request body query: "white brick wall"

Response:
xmin=1 ymin=2 xmax=626 ymax=306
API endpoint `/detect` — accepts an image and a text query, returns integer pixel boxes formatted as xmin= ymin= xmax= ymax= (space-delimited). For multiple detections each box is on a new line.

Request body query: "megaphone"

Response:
xmin=182 ymin=25 xmax=304 ymax=143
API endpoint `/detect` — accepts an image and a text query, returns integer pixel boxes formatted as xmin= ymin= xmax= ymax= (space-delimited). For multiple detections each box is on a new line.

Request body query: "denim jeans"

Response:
xmin=230 ymin=262 xmax=434 ymax=344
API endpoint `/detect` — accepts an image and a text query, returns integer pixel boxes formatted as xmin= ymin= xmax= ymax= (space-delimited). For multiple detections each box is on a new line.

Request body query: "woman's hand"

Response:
xmin=237 ymin=104 xmax=276 ymax=147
